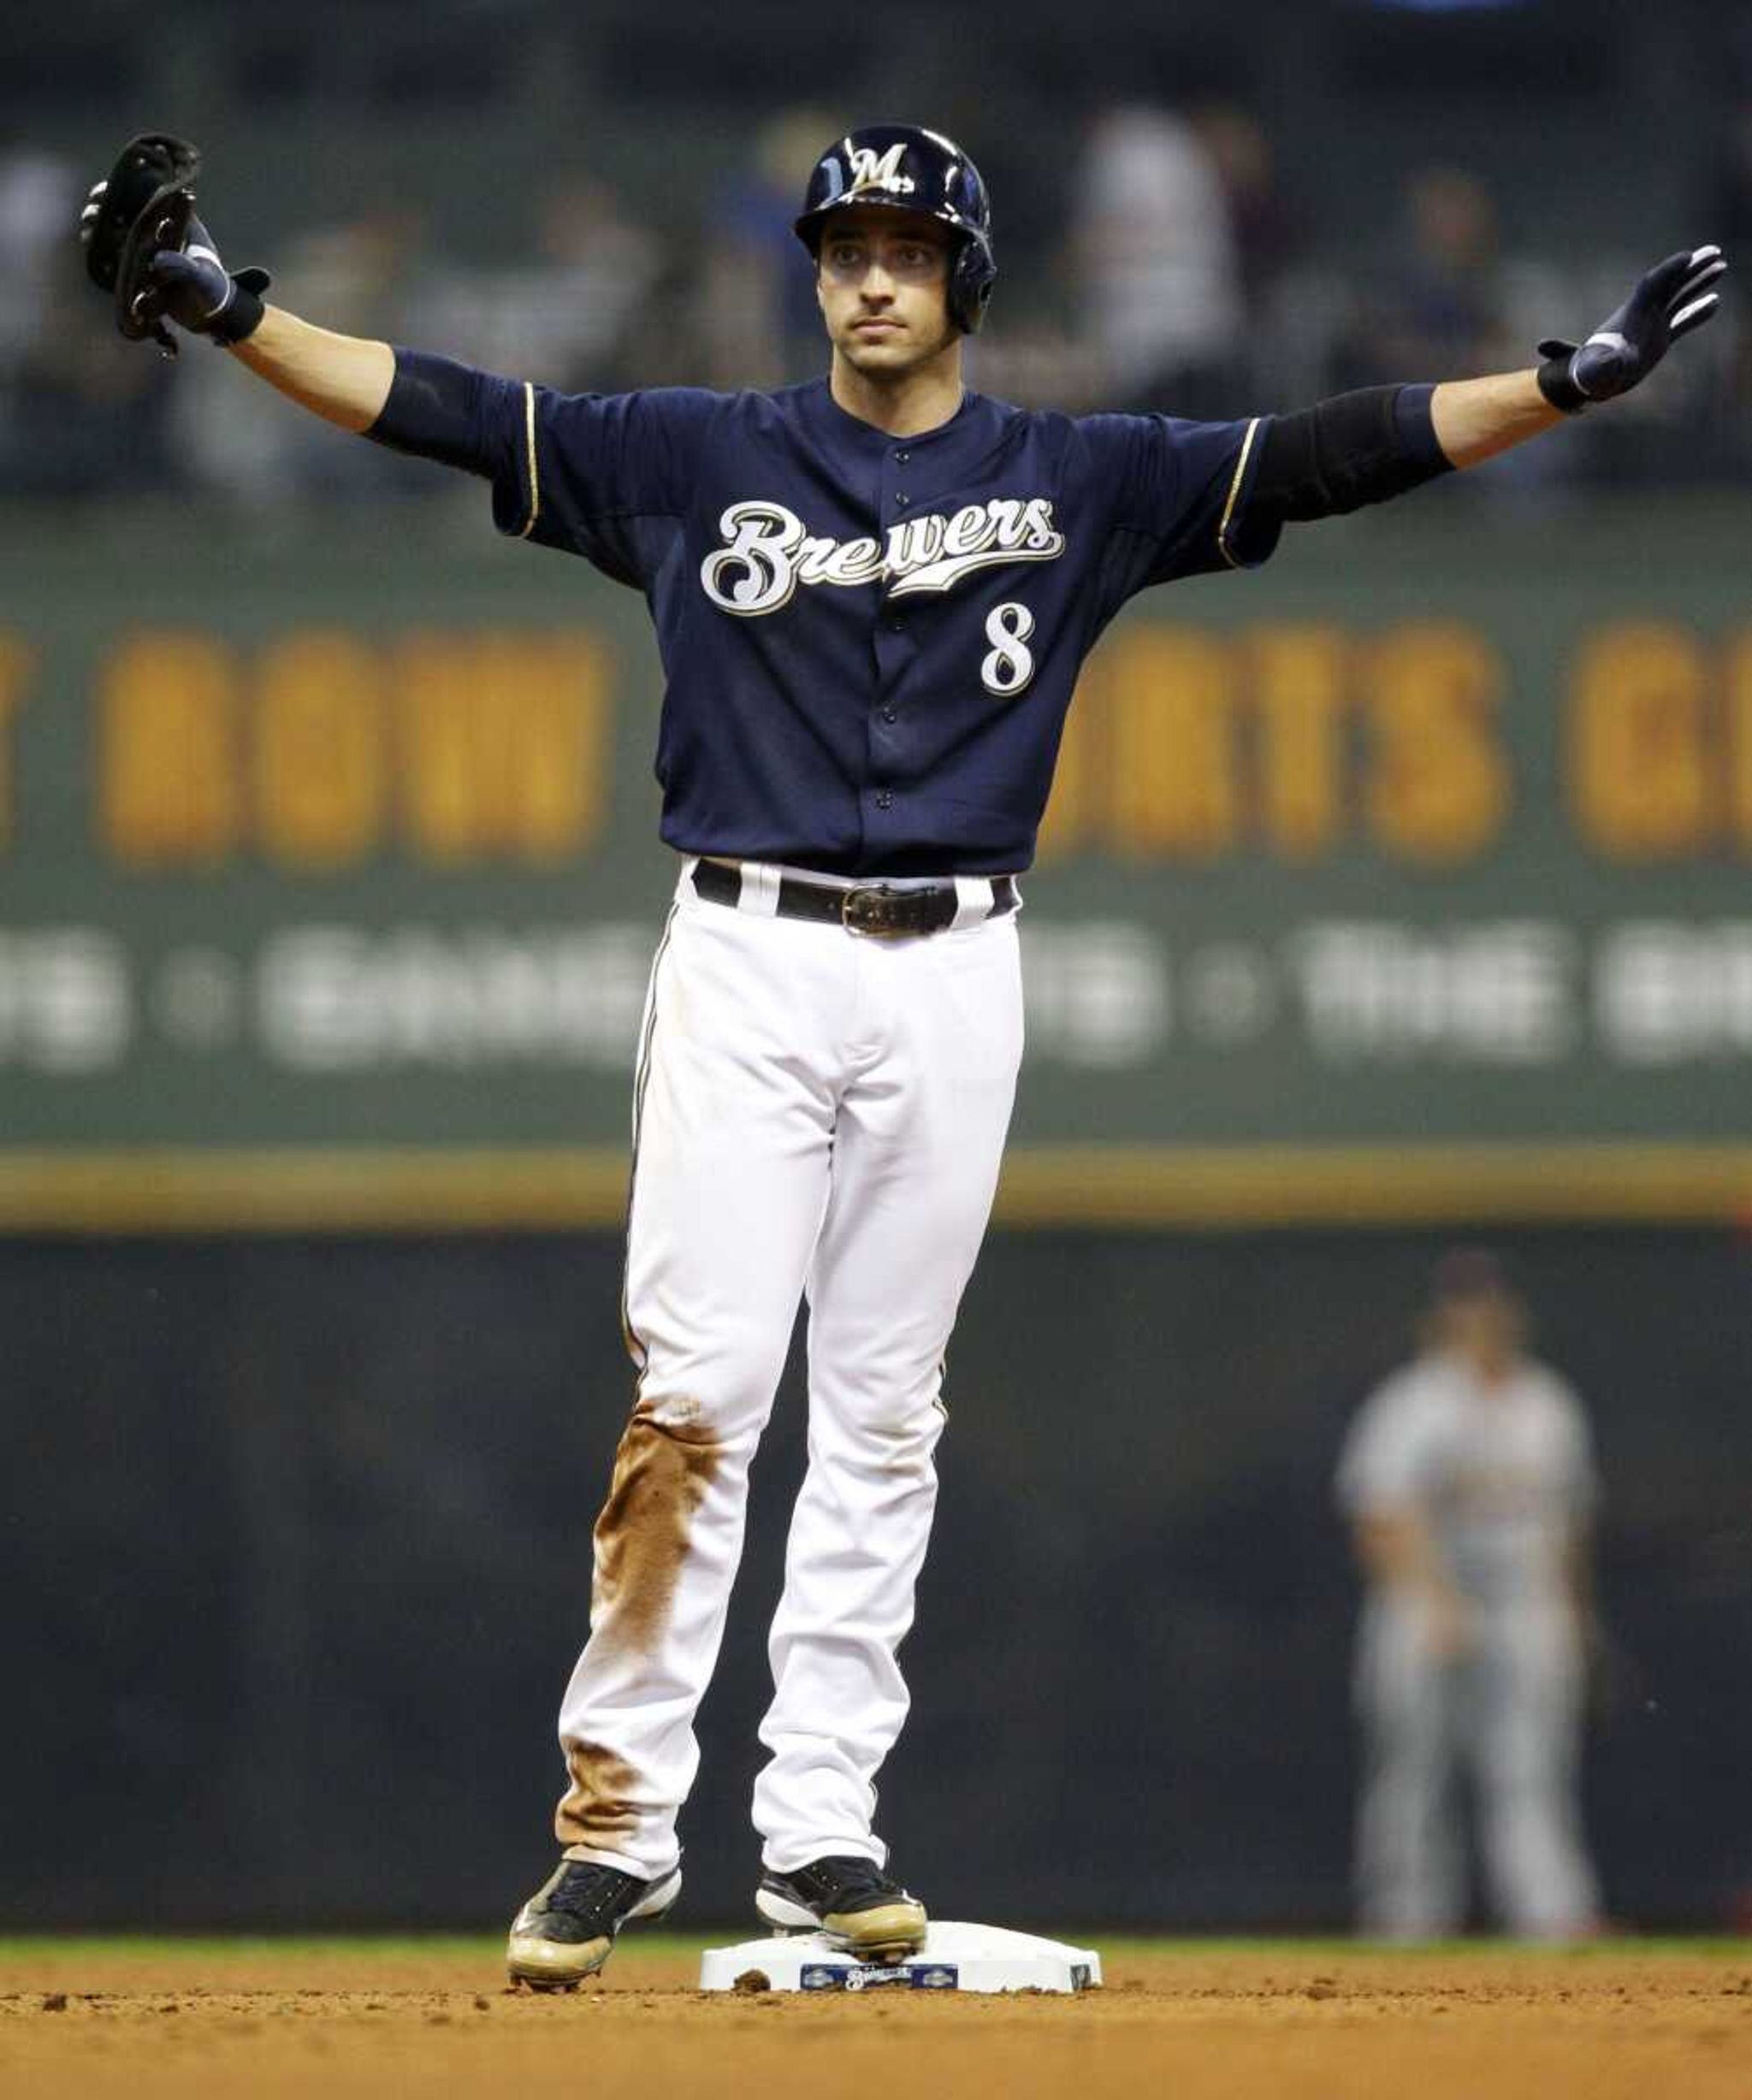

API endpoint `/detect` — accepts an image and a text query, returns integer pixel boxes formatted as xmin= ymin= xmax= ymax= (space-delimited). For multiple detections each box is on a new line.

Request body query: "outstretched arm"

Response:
xmin=1429 ymin=370 xmax=1562 ymax=470
xmin=1250 ymin=244 xmax=1729 ymax=526
xmin=127 ymin=222 xmax=501 ymax=473
xmin=148 ymin=235 xmax=397 ymax=434
xmin=231 ymin=309 xmax=395 ymax=435
xmin=1433 ymin=245 xmax=1727 ymax=469
xmin=154 ymin=256 xmax=500 ymax=472
xmin=190 ymin=292 xmax=500 ymax=476
xmin=132 ymin=224 xmax=516 ymax=476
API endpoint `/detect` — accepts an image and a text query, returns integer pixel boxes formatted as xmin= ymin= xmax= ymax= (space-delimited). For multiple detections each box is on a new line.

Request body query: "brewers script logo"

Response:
xmin=701 ymin=498 xmax=1066 ymax=616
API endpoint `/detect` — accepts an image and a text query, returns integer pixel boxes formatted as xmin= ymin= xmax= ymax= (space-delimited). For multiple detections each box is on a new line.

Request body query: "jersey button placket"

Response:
xmin=891 ymin=446 xmax=910 ymax=510
xmin=868 ymin=450 xmax=911 ymax=834
xmin=885 ymin=453 xmax=909 ymax=629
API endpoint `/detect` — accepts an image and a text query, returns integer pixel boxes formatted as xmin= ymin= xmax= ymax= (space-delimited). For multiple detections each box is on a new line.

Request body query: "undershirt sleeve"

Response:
xmin=1250 ymin=383 xmax=1453 ymax=524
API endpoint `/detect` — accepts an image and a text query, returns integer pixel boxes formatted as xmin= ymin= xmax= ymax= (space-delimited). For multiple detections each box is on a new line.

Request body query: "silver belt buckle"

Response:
xmin=841 ymin=883 xmax=909 ymax=938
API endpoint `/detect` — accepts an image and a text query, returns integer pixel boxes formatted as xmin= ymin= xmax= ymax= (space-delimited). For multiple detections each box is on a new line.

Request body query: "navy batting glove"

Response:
xmin=1536 ymin=246 xmax=1727 ymax=411
xmin=147 ymin=213 xmax=272 ymax=345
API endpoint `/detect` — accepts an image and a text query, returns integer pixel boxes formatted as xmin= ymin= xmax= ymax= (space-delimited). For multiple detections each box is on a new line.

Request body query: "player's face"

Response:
xmin=1436 ymin=1290 xmax=1526 ymax=1372
xmin=814 ymin=208 xmax=957 ymax=372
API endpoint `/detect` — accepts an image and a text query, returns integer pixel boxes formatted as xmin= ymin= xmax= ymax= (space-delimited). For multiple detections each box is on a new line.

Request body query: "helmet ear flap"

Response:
xmin=950 ymin=235 xmax=997 ymax=334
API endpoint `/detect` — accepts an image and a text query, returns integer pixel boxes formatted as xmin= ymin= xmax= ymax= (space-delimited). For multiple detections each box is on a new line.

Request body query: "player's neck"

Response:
xmin=1454 ymin=1344 xmax=1516 ymax=1388
xmin=828 ymin=346 xmax=966 ymax=438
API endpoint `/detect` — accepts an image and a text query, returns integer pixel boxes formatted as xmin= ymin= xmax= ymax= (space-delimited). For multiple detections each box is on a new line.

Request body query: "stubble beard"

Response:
xmin=835 ymin=311 xmax=959 ymax=382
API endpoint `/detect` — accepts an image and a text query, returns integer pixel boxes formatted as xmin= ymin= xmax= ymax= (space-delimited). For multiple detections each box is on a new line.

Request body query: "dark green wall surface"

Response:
xmin=3 ymin=1227 xmax=1746 ymax=1930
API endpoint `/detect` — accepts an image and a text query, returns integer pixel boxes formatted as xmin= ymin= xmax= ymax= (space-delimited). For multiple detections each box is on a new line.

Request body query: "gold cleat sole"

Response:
xmin=505 ymin=1928 xmax=613 ymax=1991
xmin=827 ymin=1901 xmax=929 ymax=1965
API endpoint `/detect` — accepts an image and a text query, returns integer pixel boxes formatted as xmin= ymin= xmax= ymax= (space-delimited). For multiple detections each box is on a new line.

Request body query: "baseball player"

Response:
xmin=80 ymin=125 xmax=1719 ymax=1985
xmin=1337 ymin=1251 xmax=1605 ymax=1940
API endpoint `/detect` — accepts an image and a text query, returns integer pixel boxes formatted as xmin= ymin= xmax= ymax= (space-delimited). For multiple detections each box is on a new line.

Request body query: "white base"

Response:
xmin=699 ymin=1920 xmax=1102 ymax=1995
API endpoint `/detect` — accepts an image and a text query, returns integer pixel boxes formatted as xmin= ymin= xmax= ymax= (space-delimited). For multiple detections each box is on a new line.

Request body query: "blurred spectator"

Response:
xmin=1328 ymin=165 xmax=1575 ymax=494
xmin=1335 ymin=1251 xmax=1605 ymax=1942
xmin=0 ymin=140 xmax=182 ymax=495
xmin=692 ymin=107 xmax=843 ymax=389
xmin=1069 ymin=104 xmax=1246 ymax=417
xmin=405 ymin=173 xmax=662 ymax=392
xmin=0 ymin=139 xmax=76 ymax=364
xmin=1193 ymin=106 xmax=1299 ymax=322
xmin=176 ymin=199 xmax=435 ymax=501
xmin=1334 ymin=166 xmax=1518 ymax=392
xmin=5 ymin=245 xmax=181 ymax=498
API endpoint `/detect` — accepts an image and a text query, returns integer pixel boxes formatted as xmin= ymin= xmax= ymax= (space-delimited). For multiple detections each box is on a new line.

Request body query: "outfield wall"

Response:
xmin=4 ymin=493 xmax=1752 ymax=1226
xmin=3 ymin=1225 xmax=1746 ymax=1931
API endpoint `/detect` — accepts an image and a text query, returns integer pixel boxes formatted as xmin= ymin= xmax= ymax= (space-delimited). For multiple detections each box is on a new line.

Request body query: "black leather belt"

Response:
xmin=690 ymin=859 xmax=1018 ymax=938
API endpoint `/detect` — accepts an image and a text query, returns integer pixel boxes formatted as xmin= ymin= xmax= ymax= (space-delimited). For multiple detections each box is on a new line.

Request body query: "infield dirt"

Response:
xmin=2 ymin=1939 xmax=1748 ymax=2099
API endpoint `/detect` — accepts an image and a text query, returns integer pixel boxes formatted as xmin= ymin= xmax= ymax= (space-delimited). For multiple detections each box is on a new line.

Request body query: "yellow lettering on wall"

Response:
xmin=1252 ymin=626 xmax=1347 ymax=860
xmin=395 ymin=634 xmax=489 ymax=864
xmin=1568 ymin=622 xmax=1713 ymax=858
xmin=1364 ymin=621 xmax=1507 ymax=863
xmin=254 ymin=632 xmax=384 ymax=868
xmin=1035 ymin=659 xmax=1102 ymax=865
xmin=394 ymin=630 xmax=611 ymax=864
xmin=99 ymin=630 xmax=239 ymax=865
xmin=1107 ymin=627 xmax=1236 ymax=860
xmin=482 ymin=629 xmax=609 ymax=861
xmin=1726 ymin=630 xmax=1752 ymax=854
xmin=0 ymin=630 xmax=35 ymax=854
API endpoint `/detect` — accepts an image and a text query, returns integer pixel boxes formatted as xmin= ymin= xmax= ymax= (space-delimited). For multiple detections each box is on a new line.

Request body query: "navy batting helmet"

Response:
xmin=794 ymin=123 xmax=996 ymax=334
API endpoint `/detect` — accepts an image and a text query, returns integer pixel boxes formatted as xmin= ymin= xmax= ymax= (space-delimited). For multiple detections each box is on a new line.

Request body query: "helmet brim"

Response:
xmin=794 ymin=194 xmax=978 ymax=251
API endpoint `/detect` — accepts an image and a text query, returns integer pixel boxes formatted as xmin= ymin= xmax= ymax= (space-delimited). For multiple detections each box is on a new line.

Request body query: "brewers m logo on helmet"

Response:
xmin=845 ymin=143 xmax=915 ymax=198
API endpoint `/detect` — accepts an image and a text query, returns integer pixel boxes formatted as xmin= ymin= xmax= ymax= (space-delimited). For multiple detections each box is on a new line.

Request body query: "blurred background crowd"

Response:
xmin=7 ymin=0 xmax=1752 ymax=503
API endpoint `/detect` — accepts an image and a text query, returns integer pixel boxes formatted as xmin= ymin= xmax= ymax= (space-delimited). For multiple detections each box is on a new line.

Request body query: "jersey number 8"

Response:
xmin=981 ymin=602 xmax=1036 ymax=697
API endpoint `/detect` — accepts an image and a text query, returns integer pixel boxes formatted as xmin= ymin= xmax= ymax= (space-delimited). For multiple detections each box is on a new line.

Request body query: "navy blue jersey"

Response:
xmin=471 ymin=373 xmax=1278 ymax=875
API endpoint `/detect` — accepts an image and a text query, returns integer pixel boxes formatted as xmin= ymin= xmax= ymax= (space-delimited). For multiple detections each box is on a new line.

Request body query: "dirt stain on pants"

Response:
xmin=556 ymin=1407 xmax=722 ymax=1851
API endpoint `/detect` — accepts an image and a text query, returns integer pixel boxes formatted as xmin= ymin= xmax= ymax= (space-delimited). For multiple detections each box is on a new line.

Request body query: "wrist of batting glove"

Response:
xmin=148 ymin=215 xmax=272 ymax=345
xmin=1535 ymin=244 xmax=1726 ymax=413
xmin=1534 ymin=344 xmax=1591 ymax=414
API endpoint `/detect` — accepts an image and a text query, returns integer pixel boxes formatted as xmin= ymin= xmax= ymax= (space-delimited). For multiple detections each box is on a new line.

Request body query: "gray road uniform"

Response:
xmin=1335 ymin=1351 xmax=1603 ymax=1937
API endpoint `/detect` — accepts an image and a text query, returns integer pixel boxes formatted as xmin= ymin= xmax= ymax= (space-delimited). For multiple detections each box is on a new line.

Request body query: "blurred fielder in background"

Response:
xmin=1337 ymin=1251 xmax=1605 ymax=1941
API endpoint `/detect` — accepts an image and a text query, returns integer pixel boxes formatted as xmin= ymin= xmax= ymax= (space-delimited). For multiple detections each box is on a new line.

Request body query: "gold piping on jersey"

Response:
xmin=1216 ymin=416 xmax=1261 ymax=570
xmin=518 ymin=381 xmax=541 ymax=539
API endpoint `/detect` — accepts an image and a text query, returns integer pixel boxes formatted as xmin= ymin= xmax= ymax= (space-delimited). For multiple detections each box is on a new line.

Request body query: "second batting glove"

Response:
xmin=1536 ymin=245 xmax=1727 ymax=411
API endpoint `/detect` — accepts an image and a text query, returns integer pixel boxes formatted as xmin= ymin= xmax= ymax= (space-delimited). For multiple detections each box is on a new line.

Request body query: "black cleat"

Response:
xmin=755 ymin=1855 xmax=927 ymax=1963
xmin=506 ymin=1857 xmax=682 ymax=1990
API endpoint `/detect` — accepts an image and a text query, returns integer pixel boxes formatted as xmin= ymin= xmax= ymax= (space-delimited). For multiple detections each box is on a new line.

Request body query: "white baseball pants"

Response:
xmin=1353 ymin=1594 xmax=1601 ymax=1938
xmin=553 ymin=861 xmax=1023 ymax=1879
